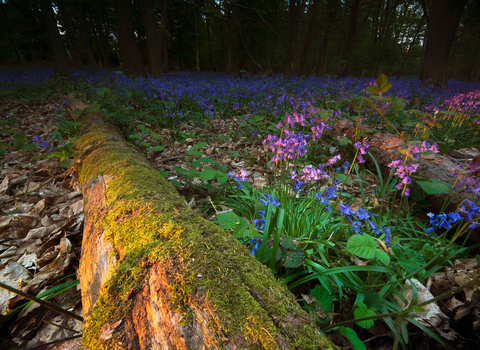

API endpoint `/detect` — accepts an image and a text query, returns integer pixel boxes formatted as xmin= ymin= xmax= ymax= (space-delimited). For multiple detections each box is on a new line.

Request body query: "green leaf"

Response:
xmin=199 ymin=167 xmax=217 ymax=181
xmin=158 ymin=170 xmax=169 ymax=178
xmin=218 ymin=165 xmax=228 ymax=172
xmin=347 ymin=234 xmax=377 ymax=259
xmin=367 ymin=85 xmax=381 ymax=95
xmin=354 ymin=302 xmax=375 ymax=329
xmin=152 ymin=145 xmax=164 ymax=151
xmin=216 ymin=211 xmax=239 ymax=230
xmin=13 ymin=133 xmax=27 ymax=149
xmin=96 ymin=87 xmax=111 ymax=97
xmin=186 ymin=149 xmax=202 ymax=156
xmin=413 ymin=306 xmax=426 ymax=313
xmin=193 ymin=142 xmax=207 ymax=150
xmin=416 ymin=179 xmax=452 ymax=195
xmin=173 ymin=166 xmax=192 ymax=176
xmin=191 ymin=160 xmax=203 ymax=168
xmin=310 ymin=285 xmax=333 ymax=312
xmin=279 ymin=234 xmax=296 ymax=250
xmin=21 ymin=143 xmax=37 ymax=151
xmin=340 ymin=326 xmax=366 ymax=350
xmin=374 ymin=249 xmax=390 ymax=266
xmin=381 ymin=82 xmax=393 ymax=93
xmin=335 ymin=173 xmax=354 ymax=183
xmin=283 ymin=250 xmax=305 ymax=268
xmin=198 ymin=157 xmax=219 ymax=164
xmin=216 ymin=172 xmax=229 ymax=183
xmin=377 ymin=73 xmax=388 ymax=88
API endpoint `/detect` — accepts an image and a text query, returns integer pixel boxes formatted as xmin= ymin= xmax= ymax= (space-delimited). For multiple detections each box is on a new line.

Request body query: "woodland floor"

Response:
xmin=0 ymin=98 xmax=479 ymax=349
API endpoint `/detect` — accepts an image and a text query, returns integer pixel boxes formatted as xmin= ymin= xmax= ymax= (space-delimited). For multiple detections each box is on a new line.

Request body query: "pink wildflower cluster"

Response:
xmin=263 ymin=129 xmax=310 ymax=163
xmin=290 ymin=164 xmax=329 ymax=183
xmin=443 ymin=90 xmax=480 ymax=114
xmin=388 ymin=140 xmax=439 ymax=196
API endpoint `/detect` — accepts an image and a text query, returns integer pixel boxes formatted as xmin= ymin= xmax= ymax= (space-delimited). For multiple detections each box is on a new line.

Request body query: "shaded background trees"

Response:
xmin=0 ymin=0 xmax=479 ymax=85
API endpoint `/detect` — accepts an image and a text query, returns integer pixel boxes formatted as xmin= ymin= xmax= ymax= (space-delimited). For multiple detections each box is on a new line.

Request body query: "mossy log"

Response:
xmin=329 ymin=117 xmax=477 ymax=214
xmin=71 ymin=98 xmax=338 ymax=350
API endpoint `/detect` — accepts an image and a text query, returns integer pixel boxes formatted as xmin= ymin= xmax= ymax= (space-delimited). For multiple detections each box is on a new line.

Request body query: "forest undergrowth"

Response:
xmin=1 ymin=69 xmax=480 ymax=349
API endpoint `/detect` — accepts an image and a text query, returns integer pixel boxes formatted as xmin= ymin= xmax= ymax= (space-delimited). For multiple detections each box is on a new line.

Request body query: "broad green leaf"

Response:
xmin=381 ymin=82 xmax=392 ymax=93
xmin=218 ymin=165 xmax=228 ymax=172
xmin=347 ymin=234 xmax=377 ymax=259
xmin=377 ymin=73 xmax=388 ymax=88
xmin=13 ymin=133 xmax=27 ymax=148
xmin=216 ymin=211 xmax=239 ymax=230
xmin=340 ymin=326 xmax=366 ymax=350
xmin=199 ymin=167 xmax=217 ymax=181
xmin=367 ymin=85 xmax=381 ymax=95
xmin=279 ymin=234 xmax=296 ymax=250
xmin=310 ymin=285 xmax=333 ymax=312
xmin=416 ymin=179 xmax=452 ymax=195
xmin=354 ymin=303 xmax=375 ymax=329
xmin=216 ymin=172 xmax=229 ymax=183
xmin=174 ymin=166 xmax=193 ymax=176
xmin=186 ymin=149 xmax=202 ymax=156
xmin=335 ymin=173 xmax=354 ymax=183
xmin=21 ymin=143 xmax=37 ymax=151
xmin=193 ymin=142 xmax=207 ymax=150
xmin=158 ymin=170 xmax=169 ymax=178
xmin=191 ymin=160 xmax=203 ymax=168
xmin=374 ymin=249 xmax=390 ymax=266
xmin=283 ymin=250 xmax=304 ymax=268
xmin=198 ymin=157 xmax=219 ymax=164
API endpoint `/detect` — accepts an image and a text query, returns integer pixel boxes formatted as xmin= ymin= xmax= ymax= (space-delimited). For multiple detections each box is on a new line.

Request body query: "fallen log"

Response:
xmin=71 ymin=98 xmax=337 ymax=350
xmin=329 ymin=117 xmax=478 ymax=215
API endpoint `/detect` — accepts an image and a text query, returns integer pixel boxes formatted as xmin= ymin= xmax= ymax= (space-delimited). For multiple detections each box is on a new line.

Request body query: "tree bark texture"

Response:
xmin=140 ymin=0 xmax=164 ymax=76
xmin=419 ymin=0 xmax=467 ymax=88
xmin=40 ymin=0 xmax=69 ymax=77
xmin=77 ymin=3 xmax=97 ymax=67
xmin=328 ymin=117 xmax=477 ymax=215
xmin=114 ymin=0 xmax=147 ymax=77
xmin=57 ymin=0 xmax=83 ymax=69
xmin=71 ymin=98 xmax=338 ymax=350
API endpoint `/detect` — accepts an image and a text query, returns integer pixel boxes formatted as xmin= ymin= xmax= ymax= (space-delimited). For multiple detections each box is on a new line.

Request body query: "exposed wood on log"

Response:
xmin=70 ymin=98 xmax=337 ymax=350
xmin=329 ymin=117 xmax=477 ymax=215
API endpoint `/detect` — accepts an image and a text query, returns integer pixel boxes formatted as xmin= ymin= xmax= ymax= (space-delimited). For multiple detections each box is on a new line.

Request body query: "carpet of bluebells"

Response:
xmin=2 ymin=68 xmax=480 ymax=349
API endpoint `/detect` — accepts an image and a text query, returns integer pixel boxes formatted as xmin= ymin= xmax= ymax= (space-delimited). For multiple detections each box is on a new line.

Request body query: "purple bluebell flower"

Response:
xmin=249 ymin=237 xmax=262 ymax=256
xmin=260 ymin=192 xmax=281 ymax=207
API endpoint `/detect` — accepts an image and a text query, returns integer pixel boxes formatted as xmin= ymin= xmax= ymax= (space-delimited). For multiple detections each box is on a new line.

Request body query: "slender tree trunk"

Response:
xmin=299 ymin=0 xmax=319 ymax=76
xmin=159 ymin=0 xmax=169 ymax=72
xmin=206 ymin=17 xmax=213 ymax=71
xmin=317 ymin=0 xmax=337 ymax=76
xmin=40 ymin=0 xmax=69 ymax=77
xmin=77 ymin=4 xmax=97 ymax=67
xmin=419 ymin=0 xmax=467 ymax=87
xmin=69 ymin=97 xmax=338 ymax=350
xmin=57 ymin=0 xmax=83 ymax=69
xmin=284 ymin=0 xmax=302 ymax=77
xmin=140 ymin=0 xmax=163 ymax=76
xmin=194 ymin=7 xmax=200 ymax=71
xmin=340 ymin=0 xmax=361 ymax=77
xmin=115 ymin=0 xmax=146 ymax=77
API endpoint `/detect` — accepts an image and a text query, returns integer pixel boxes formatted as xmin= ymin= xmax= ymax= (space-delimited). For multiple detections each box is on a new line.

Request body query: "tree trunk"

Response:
xmin=70 ymin=98 xmax=338 ymax=350
xmin=316 ymin=0 xmax=337 ymax=76
xmin=340 ymin=0 xmax=361 ymax=77
xmin=114 ymin=0 xmax=146 ymax=77
xmin=77 ymin=3 xmax=97 ymax=67
xmin=284 ymin=0 xmax=302 ymax=77
xmin=140 ymin=0 xmax=163 ymax=76
xmin=57 ymin=0 xmax=84 ymax=69
xmin=159 ymin=0 xmax=169 ymax=72
xmin=40 ymin=0 xmax=69 ymax=77
xmin=299 ymin=0 xmax=319 ymax=76
xmin=419 ymin=0 xmax=467 ymax=88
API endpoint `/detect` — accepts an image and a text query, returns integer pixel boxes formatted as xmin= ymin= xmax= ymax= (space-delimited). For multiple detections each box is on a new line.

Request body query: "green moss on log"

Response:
xmin=77 ymin=119 xmax=337 ymax=349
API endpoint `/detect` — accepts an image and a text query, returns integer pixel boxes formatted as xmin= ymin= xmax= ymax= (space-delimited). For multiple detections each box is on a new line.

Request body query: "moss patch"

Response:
xmin=78 ymin=122 xmax=338 ymax=349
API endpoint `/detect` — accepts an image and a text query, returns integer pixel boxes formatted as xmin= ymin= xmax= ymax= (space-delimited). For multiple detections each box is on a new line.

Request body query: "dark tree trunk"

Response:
xmin=114 ymin=0 xmax=146 ymax=77
xmin=57 ymin=0 xmax=83 ymax=69
xmin=40 ymin=0 xmax=69 ymax=77
xmin=299 ymin=0 xmax=318 ymax=76
xmin=396 ymin=18 xmax=423 ymax=79
xmin=159 ymin=0 xmax=169 ymax=72
xmin=194 ymin=7 xmax=200 ymax=71
xmin=77 ymin=3 xmax=97 ymax=67
xmin=340 ymin=0 xmax=361 ymax=77
xmin=140 ymin=0 xmax=163 ymax=76
xmin=316 ymin=0 xmax=337 ymax=76
xmin=419 ymin=0 xmax=467 ymax=88
xmin=284 ymin=0 xmax=302 ymax=77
